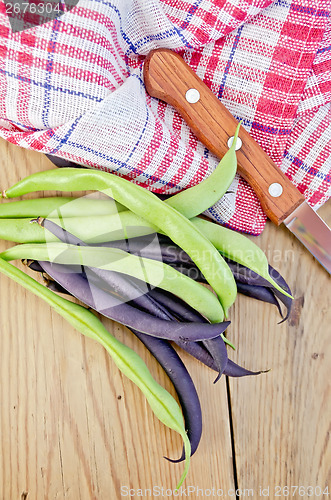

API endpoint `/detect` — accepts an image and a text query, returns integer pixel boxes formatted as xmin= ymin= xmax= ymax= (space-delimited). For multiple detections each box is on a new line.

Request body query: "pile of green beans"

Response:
xmin=0 ymin=135 xmax=293 ymax=487
xmin=1 ymin=167 xmax=237 ymax=316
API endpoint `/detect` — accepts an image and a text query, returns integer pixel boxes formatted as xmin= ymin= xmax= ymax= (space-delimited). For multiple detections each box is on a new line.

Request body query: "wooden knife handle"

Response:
xmin=143 ymin=48 xmax=304 ymax=225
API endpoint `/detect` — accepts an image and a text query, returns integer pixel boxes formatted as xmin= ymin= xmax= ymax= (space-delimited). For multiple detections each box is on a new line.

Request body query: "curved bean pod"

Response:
xmin=166 ymin=124 xmax=240 ymax=218
xmin=39 ymin=257 xmax=203 ymax=462
xmin=236 ymin=282 xmax=283 ymax=317
xmin=225 ymin=359 xmax=265 ymax=377
xmin=149 ymin=287 xmax=231 ymax=382
xmin=130 ymin=329 xmax=202 ymax=462
xmin=0 ymin=257 xmax=191 ymax=489
xmin=1 ymin=168 xmax=237 ymax=316
xmin=175 ymin=339 xmax=262 ymax=377
xmin=123 ymin=288 xmax=203 ymax=461
xmin=0 ymin=196 xmax=126 ymax=218
xmin=38 ymin=215 xmax=290 ymax=323
xmin=191 ymin=218 xmax=292 ymax=298
xmin=267 ymin=265 xmax=292 ymax=322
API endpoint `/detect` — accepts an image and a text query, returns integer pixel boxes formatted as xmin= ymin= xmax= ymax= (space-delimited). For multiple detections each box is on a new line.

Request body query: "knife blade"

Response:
xmin=143 ymin=48 xmax=331 ymax=274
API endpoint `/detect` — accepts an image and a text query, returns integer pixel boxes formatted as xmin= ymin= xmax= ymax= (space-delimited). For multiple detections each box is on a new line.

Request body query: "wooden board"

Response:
xmin=228 ymin=203 xmax=331 ymax=498
xmin=0 ymin=140 xmax=330 ymax=499
xmin=0 ymin=142 xmax=235 ymax=498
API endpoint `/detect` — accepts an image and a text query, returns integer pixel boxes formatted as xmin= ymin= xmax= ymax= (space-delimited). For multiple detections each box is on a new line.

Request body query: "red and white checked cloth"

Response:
xmin=0 ymin=0 xmax=330 ymax=234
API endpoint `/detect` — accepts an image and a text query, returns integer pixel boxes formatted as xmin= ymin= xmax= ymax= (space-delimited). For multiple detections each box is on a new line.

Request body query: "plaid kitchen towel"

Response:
xmin=0 ymin=0 xmax=330 ymax=234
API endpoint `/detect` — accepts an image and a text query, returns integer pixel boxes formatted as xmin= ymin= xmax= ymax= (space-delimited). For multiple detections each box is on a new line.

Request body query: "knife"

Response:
xmin=143 ymin=48 xmax=331 ymax=274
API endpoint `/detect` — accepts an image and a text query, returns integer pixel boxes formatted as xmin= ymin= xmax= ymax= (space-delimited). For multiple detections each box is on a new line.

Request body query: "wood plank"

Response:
xmin=0 ymin=140 xmax=235 ymax=499
xmin=228 ymin=203 xmax=331 ymax=497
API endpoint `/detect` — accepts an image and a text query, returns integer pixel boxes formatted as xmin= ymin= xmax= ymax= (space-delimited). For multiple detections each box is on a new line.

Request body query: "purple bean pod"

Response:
xmin=175 ymin=339 xmax=262 ymax=377
xmin=236 ymin=282 xmax=283 ymax=317
xmin=38 ymin=261 xmax=227 ymax=342
xmin=130 ymin=328 xmax=202 ymax=462
xmin=147 ymin=288 xmax=205 ymax=323
xmin=97 ymin=234 xmax=192 ymax=265
xmin=203 ymin=336 xmax=228 ymax=383
xmin=45 ymin=155 xmax=86 ymax=169
xmin=167 ymin=256 xmax=292 ymax=321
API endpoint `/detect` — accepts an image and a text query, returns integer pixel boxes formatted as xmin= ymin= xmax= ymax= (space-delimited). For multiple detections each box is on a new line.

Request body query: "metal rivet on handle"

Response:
xmin=227 ymin=136 xmax=242 ymax=151
xmin=185 ymin=88 xmax=200 ymax=104
xmin=268 ymin=182 xmax=283 ymax=197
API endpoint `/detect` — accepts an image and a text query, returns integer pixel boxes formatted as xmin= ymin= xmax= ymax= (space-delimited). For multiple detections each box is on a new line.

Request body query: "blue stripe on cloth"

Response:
xmin=48 ymin=116 xmax=81 ymax=155
xmin=283 ymin=151 xmax=331 ymax=183
xmin=251 ymin=121 xmax=291 ymax=135
xmin=42 ymin=19 xmax=61 ymax=128
xmin=231 ymin=116 xmax=291 ymax=136
xmin=317 ymin=44 xmax=331 ymax=55
xmin=0 ymin=67 xmax=103 ymax=102
xmin=218 ymin=25 xmax=244 ymax=100
xmin=93 ymin=0 xmax=138 ymax=57
xmin=9 ymin=119 xmax=39 ymax=131
xmin=273 ymin=0 xmax=291 ymax=7
xmin=290 ymin=3 xmax=330 ymax=16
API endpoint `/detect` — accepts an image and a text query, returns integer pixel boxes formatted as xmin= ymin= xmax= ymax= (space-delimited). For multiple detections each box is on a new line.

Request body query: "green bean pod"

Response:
xmin=0 ymin=256 xmax=191 ymax=489
xmin=166 ymin=123 xmax=240 ymax=218
xmin=0 ymin=196 xmax=126 ymax=218
xmin=0 ymin=213 xmax=154 ymax=244
xmin=0 ymin=243 xmax=225 ymax=323
xmin=190 ymin=218 xmax=292 ymax=298
xmin=1 ymin=168 xmax=237 ymax=316
xmin=0 ymin=218 xmax=49 ymax=243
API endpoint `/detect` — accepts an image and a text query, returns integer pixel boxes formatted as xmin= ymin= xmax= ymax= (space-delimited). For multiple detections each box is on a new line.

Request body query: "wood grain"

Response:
xmin=0 ymin=142 xmax=235 ymax=499
xmin=229 ymin=203 xmax=331 ymax=497
xmin=0 ymin=140 xmax=330 ymax=499
xmin=144 ymin=49 xmax=305 ymax=225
